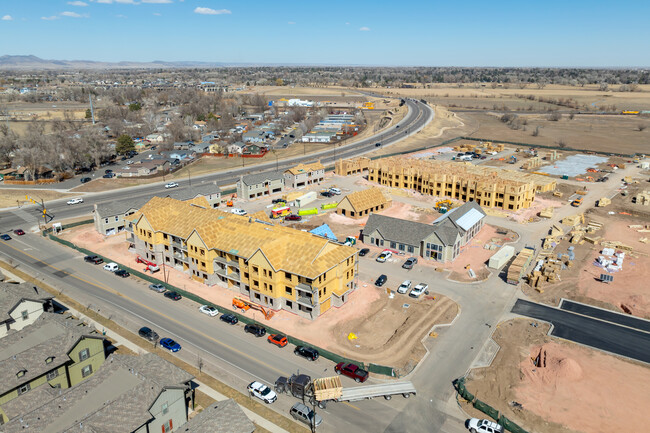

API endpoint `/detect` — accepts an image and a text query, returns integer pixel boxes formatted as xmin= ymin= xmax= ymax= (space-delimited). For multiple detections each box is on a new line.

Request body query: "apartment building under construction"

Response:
xmin=367 ymin=158 xmax=556 ymax=210
xmin=129 ymin=197 xmax=358 ymax=320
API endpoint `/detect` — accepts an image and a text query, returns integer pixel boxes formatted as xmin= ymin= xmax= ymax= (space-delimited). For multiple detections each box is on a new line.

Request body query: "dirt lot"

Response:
xmin=57 ymin=224 xmax=458 ymax=370
xmin=462 ymin=319 xmax=650 ymax=433
xmin=522 ymin=180 xmax=650 ymax=319
xmin=0 ymin=188 xmax=76 ymax=209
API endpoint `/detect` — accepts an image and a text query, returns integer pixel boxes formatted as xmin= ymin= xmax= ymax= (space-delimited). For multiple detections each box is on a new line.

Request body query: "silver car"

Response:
xmin=149 ymin=283 xmax=166 ymax=293
xmin=397 ymin=280 xmax=412 ymax=294
xmin=409 ymin=283 xmax=428 ymax=298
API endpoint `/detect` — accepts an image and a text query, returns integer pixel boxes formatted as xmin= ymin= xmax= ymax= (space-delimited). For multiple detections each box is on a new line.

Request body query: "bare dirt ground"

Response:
xmin=0 ymin=188 xmax=76 ymax=209
xmin=463 ymin=319 xmax=650 ymax=433
xmin=57 ymin=224 xmax=458 ymax=370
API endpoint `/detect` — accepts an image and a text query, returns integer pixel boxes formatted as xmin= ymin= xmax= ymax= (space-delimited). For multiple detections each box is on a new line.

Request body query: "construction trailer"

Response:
xmin=274 ymin=374 xmax=416 ymax=409
xmin=506 ymin=246 xmax=535 ymax=285
xmin=295 ymin=191 xmax=317 ymax=208
xmin=488 ymin=245 xmax=515 ymax=269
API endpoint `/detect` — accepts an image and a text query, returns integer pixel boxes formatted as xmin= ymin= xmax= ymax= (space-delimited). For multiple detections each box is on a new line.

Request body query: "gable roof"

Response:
xmin=309 ymin=224 xmax=338 ymax=241
xmin=340 ymin=187 xmax=391 ymax=213
xmin=364 ymin=214 xmax=436 ymax=246
xmin=239 ymin=171 xmax=284 ymax=187
xmin=0 ymin=282 xmax=52 ymax=323
xmin=285 ymin=161 xmax=325 ymax=176
xmin=179 ymin=399 xmax=254 ymax=433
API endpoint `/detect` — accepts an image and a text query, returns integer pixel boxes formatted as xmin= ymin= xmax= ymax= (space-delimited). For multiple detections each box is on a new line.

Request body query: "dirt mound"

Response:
xmin=524 ymin=345 xmax=583 ymax=386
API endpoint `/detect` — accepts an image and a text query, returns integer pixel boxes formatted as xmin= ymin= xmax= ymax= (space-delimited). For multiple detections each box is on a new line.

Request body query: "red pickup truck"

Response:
xmin=334 ymin=363 xmax=369 ymax=383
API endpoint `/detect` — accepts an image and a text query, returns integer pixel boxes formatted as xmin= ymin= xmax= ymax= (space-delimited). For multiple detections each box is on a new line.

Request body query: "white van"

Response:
xmin=103 ymin=262 xmax=119 ymax=272
xmin=329 ymin=187 xmax=341 ymax=195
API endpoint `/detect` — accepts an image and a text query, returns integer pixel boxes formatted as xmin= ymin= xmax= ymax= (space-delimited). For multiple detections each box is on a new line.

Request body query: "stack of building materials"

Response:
xmin=597 ymin=197 xmax=611 ymax=207
xmin=561 ymin=213 xmax=584 ymax=226
xmin=546 ymin=150 xmax=560 ymax=161
xmin=634 ymin=191 xmax=650 ymax=205
xmin=539 ymin=206 xmax=554 ymax=219
xmin=507 ymin=247 xmax=535 ymax=285
xmin=522 ymin=156 xmax=543 ymax=170
xmin=553 ymin=190 xmax=564 ymax=198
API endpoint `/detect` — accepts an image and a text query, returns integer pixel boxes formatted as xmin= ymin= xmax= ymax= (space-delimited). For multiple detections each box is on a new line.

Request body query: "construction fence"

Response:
xmin=42 ymin=221 xmax=397 ymax=377
xmin=454 ymin=377 xmax=529 ymax=433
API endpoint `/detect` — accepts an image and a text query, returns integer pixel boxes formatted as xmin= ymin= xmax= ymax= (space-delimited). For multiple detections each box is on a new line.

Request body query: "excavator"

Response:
xmin=434 ymin=199 xmax=454 ymax=214
xmin=225 ymin=193 xmax=237 ymax=207
xmin=232 ymin=297 xmax=275 ymax=320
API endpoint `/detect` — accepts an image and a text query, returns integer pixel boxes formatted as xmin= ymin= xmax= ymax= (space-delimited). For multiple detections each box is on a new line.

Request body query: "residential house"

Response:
xmin=202 ymin=133 xmax=219 ymax=143
xmin=173 ymin=142 xmax=193 ymax=150
xmin=243 ymin=143 xmax=266 ymax=155
xmin=284 ymin=161 xmax=325 ymax=188
xmin=0 ymin=352 xmax=194 ymax=433
xmin=0 ymin=168 xmax=17 ymax=181
xmin=0 ymin=313 xmax=106 ymax=425
xmin=336 ymin=187 xmax=392 ymax=218
xmin=237 ymin=172 xmax=285 ymax=200
xmin=0 ymin=282 xmax=53 ymax=339
xmin=178 ymin=399 xmax=255 ymax=433
xmin=146 ymin=133 xmax=165 ymax=144
xmin=227 ymin=141 xmax=246 ymax=155
xmin=130 ymin=197 xmax=358 ymax=319
xmin=360 ymin=201 xmax=486 ymax=262
xmin=94 ymin=183 xmax=221 ymax=236
xmin=242 ymin=128 xmax=266 ymax=143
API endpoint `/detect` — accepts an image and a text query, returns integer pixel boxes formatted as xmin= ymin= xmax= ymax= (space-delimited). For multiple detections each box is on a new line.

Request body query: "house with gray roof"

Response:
xmin=94 ymin=183 xmax=222 ymax=236
xmin=360 ymin=201 xmax=486 ymax=262
xmin=237 ymin=171 xmax=285 ymax=200
xmin=179 ymin=399 xmax=254 ymax=433
xmin=0 ymin=282 xmax=53 ymax=339
xmin=0 ymin=313 xmax=106 ymax=425
xmin=0 ymin=353 xmax=194 ymax=433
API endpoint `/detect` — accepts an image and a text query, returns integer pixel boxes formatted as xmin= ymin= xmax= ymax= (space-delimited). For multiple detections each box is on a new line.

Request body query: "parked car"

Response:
xmin=397 ymin=280 xmax=412 ymax=294
xmin=199 ymin=305 xmax=219 ymax=317
xmin=164 ymin=291 xmax=182 ymax=301
xmin=358 ymin=248 xmax=370 ymax=257
xmin=149 ymin=283 xmax=166 ymax=293
xmin=160 ymin=337 xmax=181 ymax=352
xmin=247 ymin=381 xmax=277 ymax=404
xmin=220 ymin=313 xmax=238 ymax=325
xmin=67 ymin=198 xmax=84 ymax=205
xmin=0 ymin=234 xmax=11 ymax=241
xmin=272 ymin=198 xmax=286 ymax=204
xmin=294 ymin=346 xmax=319 ymax=361
xmin=376 ymin=251 xmax=392 ymax=262
xmin=290 ymin=402 xmax=323 ymax=428
xmin=267 ymin=334 xmax=288 ymax=348
xmin=104 ymin=169 xmax=113 ymax=174
xmin=103 ymin=262 xmax=119 ymax=272
xmin=321 ymin=191 xmax=334 ymax=197
xmin=103 ymin=173 xmax=114 ymax=178
xmin=284 ymin=214 xmax=302 ymax=221
xmin=244 ymin=323 xmax=266 ymax=337
xmin=409 ymin=283 xmax=428 ymax=298
xmin=13 ymin=229 xmax=25 ymax=236
xmin=466 ymin=418 xmax=504 ymax=433
xmin=138 ymin=326 xmax=159 ymax=342
xmin=165 ymin=182 xmax=179 ymax=189
xmin=115 ymin=269 xmax=130 ymax=278
xmin=402 ymin=257 xmax=418 ymax=269
xmin=80 ymin=177 xmax=91 ymax=183
xmin=375 ymin=274 xmax=388 ymax=287
xmin=231 ymin=208 xmax=247 ymax=216
xmin=329 ymin=187 xmax=341 ymax=195
xmin=84 ymin=255 xmax=104 ymax=265
xmin=335 ymin=362 xmax=369 ymax=383
xmin=375 ymin=142 xmax=381 ymax=147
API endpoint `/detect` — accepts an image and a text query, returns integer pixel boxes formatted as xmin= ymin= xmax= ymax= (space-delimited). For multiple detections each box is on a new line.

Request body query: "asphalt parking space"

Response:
xmin=559 ymin=299 xmax=650 ymax=333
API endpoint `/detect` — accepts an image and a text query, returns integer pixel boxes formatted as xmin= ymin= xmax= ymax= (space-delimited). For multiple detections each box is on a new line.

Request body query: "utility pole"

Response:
xmin=88 ymin=94 xmax=96 ymax=125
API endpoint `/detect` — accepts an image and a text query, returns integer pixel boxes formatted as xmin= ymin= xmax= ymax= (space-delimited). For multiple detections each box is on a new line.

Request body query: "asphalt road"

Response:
xmin=512 ymin=299 xmax=650 ymax=364
xmin=560 ymin=299 xmax=650 ymax=333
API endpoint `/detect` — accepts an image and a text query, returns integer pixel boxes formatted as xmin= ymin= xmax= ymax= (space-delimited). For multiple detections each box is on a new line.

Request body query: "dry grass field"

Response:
xmin=0 ymin=189 xmax=75 ymax=209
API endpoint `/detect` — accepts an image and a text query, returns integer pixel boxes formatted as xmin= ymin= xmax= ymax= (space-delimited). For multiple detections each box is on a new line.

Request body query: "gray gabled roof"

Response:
xmin=239 ymin=171 xmax=284 ymax=187
xmin=363 ymin=214 xmax=436 ymax=246
xmin=0 ymin=282 xmax=52 ymax=323
xmin=179 ymin=399 xmax=255 ymax=433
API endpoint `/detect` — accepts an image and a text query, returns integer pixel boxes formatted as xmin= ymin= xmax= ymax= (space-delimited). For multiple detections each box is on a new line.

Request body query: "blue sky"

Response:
xmin=1 ymin=0 xmax=649 ymax=66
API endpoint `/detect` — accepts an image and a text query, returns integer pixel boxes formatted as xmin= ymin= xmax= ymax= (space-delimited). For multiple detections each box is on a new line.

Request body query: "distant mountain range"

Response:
xmin=0 ymin=55 xmax=238 ymax=70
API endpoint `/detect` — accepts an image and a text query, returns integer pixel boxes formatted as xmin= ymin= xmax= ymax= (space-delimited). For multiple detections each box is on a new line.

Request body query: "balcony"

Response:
xmin=296 ymin=296 xmax=315 ymax=307
xmin=214 ymin=256 xmax=227 ymax=265
xmin=296 ymin=283 xmax=316 ymax=294
xmin=216 ymin=268 xmax=241 ymax=282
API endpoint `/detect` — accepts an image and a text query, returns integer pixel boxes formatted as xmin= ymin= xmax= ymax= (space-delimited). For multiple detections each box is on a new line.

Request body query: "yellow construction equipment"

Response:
xmin=435 ymin=200 xmax=454 ymax=214
xmin=232 ymin=297 xmax=274 ymax=320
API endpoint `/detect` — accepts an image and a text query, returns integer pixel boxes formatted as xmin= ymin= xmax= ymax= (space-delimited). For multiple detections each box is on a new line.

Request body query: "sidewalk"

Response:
xmin=0 ymin=266 xmax=289 ymax=433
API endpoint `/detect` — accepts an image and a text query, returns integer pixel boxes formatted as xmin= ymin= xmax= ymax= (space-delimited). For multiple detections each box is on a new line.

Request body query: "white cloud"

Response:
xmin=194 ymin=7 xmax=231 ymax=15
xmin=116 ymin=14 xmax=127 ymax=18
xmin=67 ymin=1 xmax=88 ymax=6
xmin=41 ymin=15 xmax=59 ymax=20
xmin=1 ymin=15 xmax=13 ymax=21
xmin=94 ymin=0 xmax=138 ymax=3
xmin=61 ymin=11 xmax=87 ymax=18
xmin=288 ymin=21 xmax=295 ymax=25
xmin=142 ymin=0 xmax=172 ymax=3
xmin=153 ymin=12 xmax=161 ymax=16
xmin=345 ymin=22 xmax=350 ymax=25
xmin=359 ymin=26 xmax=370 ymax=31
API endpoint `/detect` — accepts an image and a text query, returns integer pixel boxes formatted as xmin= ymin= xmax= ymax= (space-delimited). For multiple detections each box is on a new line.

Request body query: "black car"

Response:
xmin=220 ymin=313 xmax=239 ymax=325
xmin=321 ymin=191 xmax=334 ymax=197
xmin=272 ymin=198 xmax=286 ymax=204
xmin=244 ymin=323 xmax=266 ymax=337
xmin=358 ymin=248 xmax=370 ymax=257
xmin=115 ymin=269 xmax=130 ymax=278
xmin=164 ymin=291 xmax=182 ymax=301
xmin=104 ymin=169 xmax=113 ymax=174
xmin=138 ymin=326 xmax=159 ymax=342
xmin=375 ymin=274 xmax=388 ymax=287
xmin=294 ymin=346 xmax=319 ymax=361
xmin=402 ymin=257 xmax=418 ymax=269
xmin=375 ymin=142 xmax=381 ymax=147
xmin=103 ymin=173 xmax=114 ymax=178
xmin=84 ymin=255 xmax=103 ymax=265
xmin=80 ymin=177 xmax=91 ymax=183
